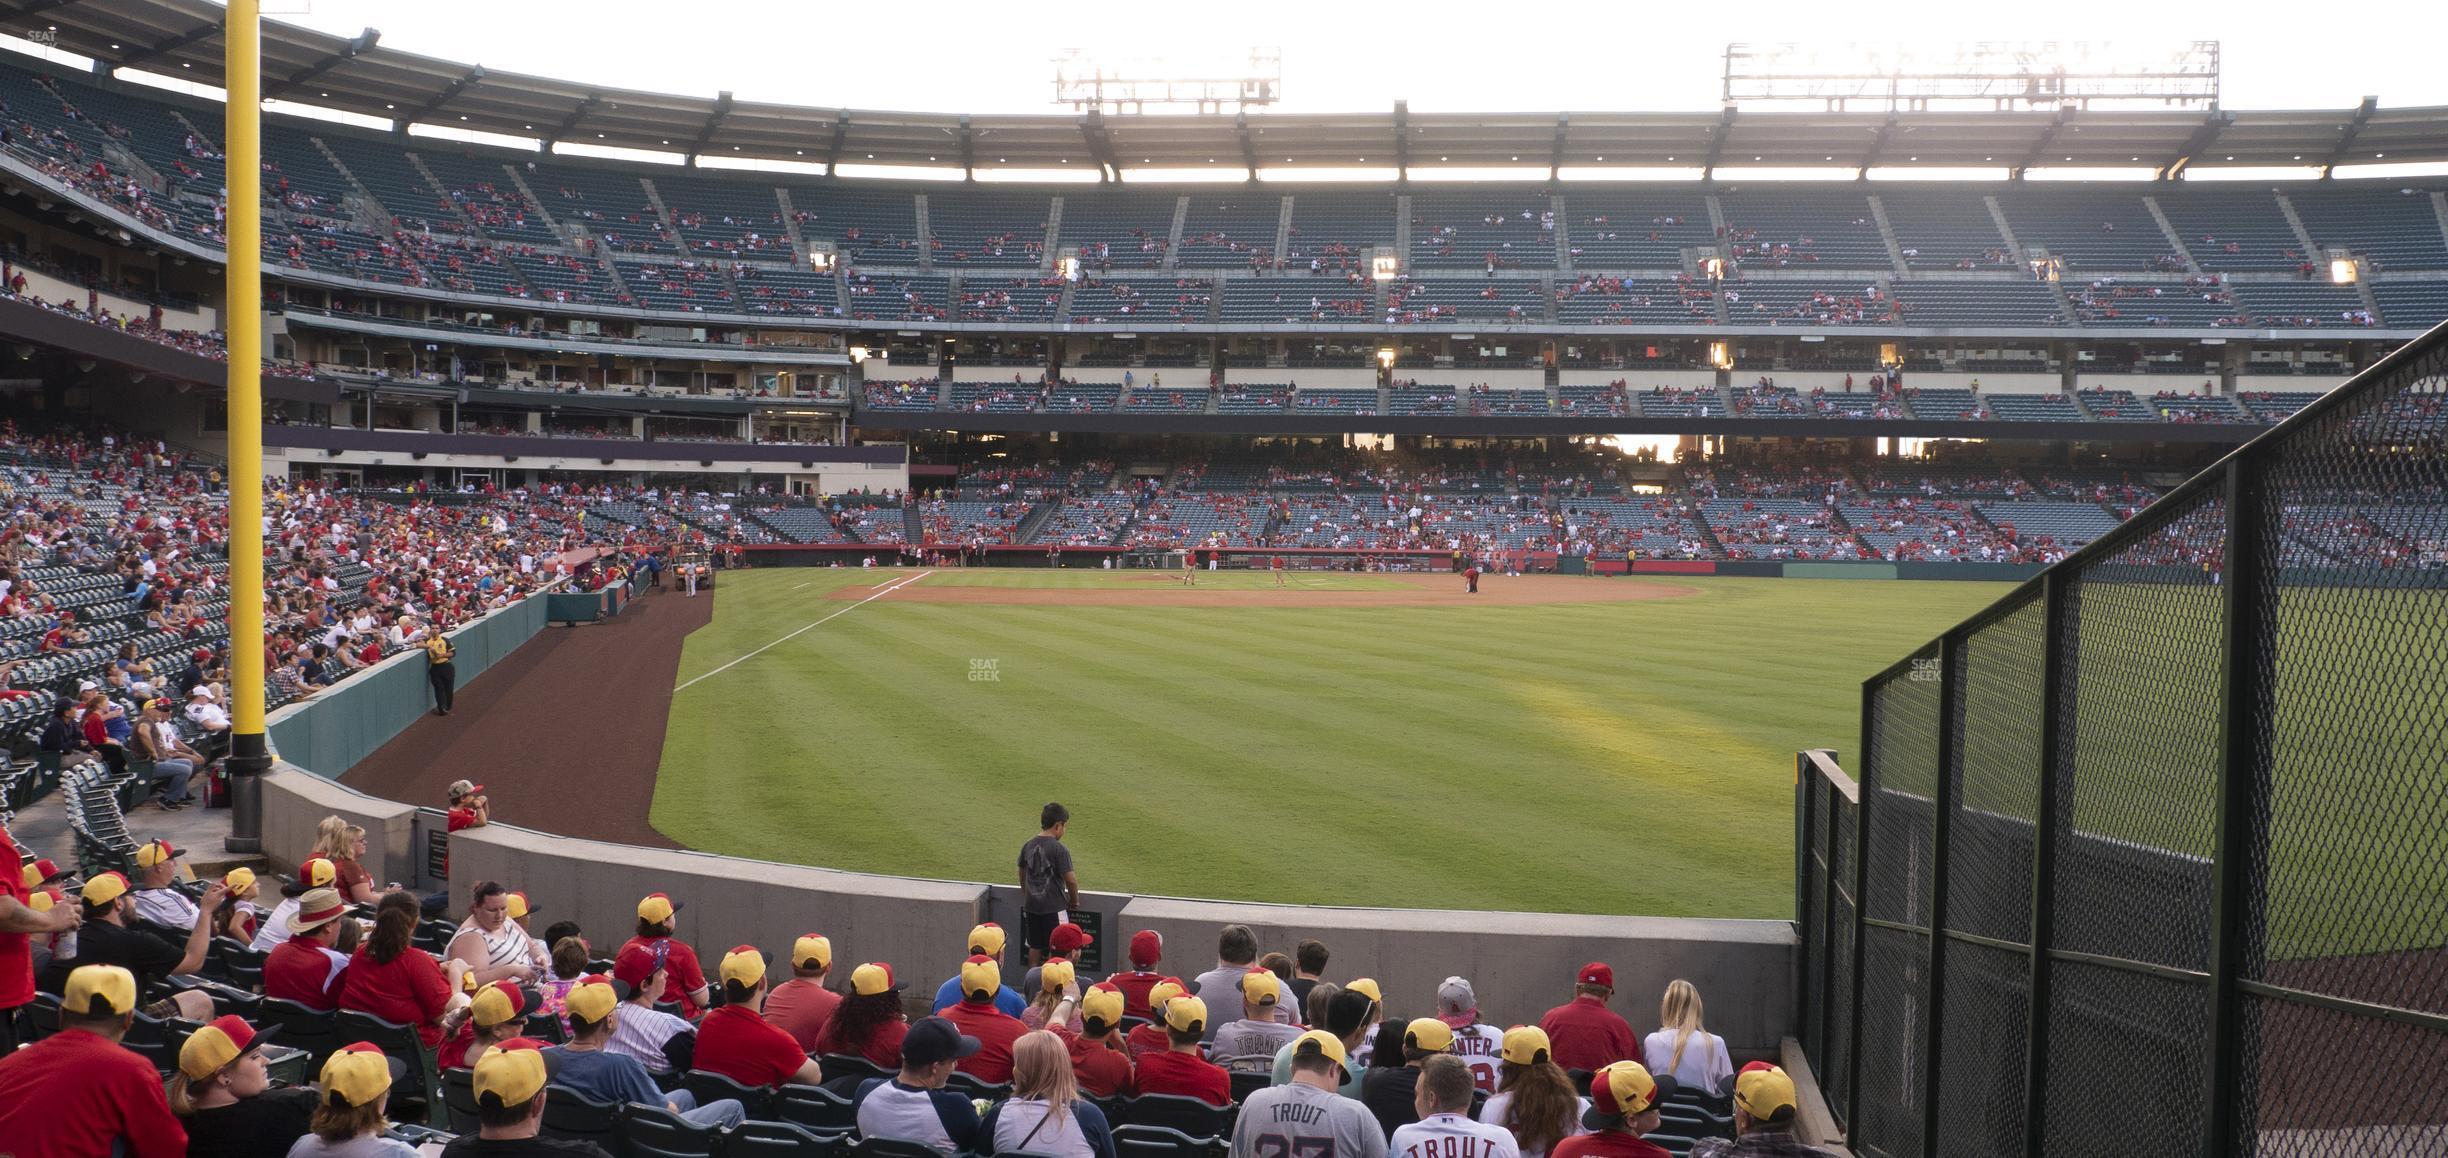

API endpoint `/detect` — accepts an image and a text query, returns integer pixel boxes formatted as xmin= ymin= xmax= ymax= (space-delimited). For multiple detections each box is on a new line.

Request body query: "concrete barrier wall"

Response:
xmin=1120 ymin=896 xmax=1792 ymax=1055
xmin=267 ymin=591 xmax=551 ymax=779
xmin=446 ymin=825 xmax=990 ymax=988
xmin=1398 ymin=370 xmax=1547 ymax=390
xmin=261 ymin=764 xmax=422 ymax=888
xmin=1905 ymin=371 xmax=2065 ymax=393
xmin=2235 ymin=374 xmax=2349 ymax=394
xmin=1559 ymin=369 xmax=1720 ymax=391
xmin=1233 ymin=366 xmax=1375 ymax=389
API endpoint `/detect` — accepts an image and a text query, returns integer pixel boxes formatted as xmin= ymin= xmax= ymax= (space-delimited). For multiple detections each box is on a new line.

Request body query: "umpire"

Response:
xmin=423 ymin=628 xmax=457 ymax=716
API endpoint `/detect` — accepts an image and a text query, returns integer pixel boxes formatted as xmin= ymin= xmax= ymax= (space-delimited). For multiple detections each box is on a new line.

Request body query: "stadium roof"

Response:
xmin=20 ymin=0 xmax=2448 ymax=177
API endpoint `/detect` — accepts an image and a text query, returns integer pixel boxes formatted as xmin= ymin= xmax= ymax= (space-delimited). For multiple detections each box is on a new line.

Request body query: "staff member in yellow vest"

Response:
xmin=424 ymin=630 xmax=457 ymax=717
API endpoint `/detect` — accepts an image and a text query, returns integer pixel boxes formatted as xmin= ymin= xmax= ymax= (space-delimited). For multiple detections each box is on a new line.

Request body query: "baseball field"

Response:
xmin=648 ymin=566 xmax=2003 ymax=920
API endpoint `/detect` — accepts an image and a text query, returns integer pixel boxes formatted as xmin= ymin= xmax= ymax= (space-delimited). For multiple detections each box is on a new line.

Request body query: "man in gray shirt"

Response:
xmin=1192 ymin=924 xmax=1261 ymax=1039
xmin=1233 ymin=1031 xmax=1388 ymax=1158
xmin=1211 ymin=970 xmax=1303 ymax=1072
xmin=1017 ymin=803 xmax=1078 ymax=967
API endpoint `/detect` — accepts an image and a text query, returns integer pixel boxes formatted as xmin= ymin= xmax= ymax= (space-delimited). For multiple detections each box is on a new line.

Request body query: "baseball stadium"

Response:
xmin=0 ymin=3 xmax=2439 ymax=1156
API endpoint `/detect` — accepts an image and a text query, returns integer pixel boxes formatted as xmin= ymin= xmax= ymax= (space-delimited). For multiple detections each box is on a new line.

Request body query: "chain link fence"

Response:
xmin=1792 ymin=322 xmax=2448 ymax=1158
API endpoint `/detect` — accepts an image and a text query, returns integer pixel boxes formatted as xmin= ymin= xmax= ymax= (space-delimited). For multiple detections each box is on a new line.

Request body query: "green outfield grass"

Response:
xmin=654 ymin=568 xmax=2003 ymax=919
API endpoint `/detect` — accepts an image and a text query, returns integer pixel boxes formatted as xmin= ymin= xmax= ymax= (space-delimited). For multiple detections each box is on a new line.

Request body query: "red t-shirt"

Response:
xmin=695 ymin=1003 xmax=813 ymax=1087
xmin=941 ymin=998 xmax=1027 ymax=1084
xmin=1104 ymin=969 xmax=1164 ymax=1020
xmin=1536 ymin=996 xmax=1639 ymax=1074
xmin=1132 ymin=1048 xmax=1230 ymax=1107
xmin=761 ymin=978 xmax=842 ymax=1052
xmin=0 ymin=1028 xmax=188 ymax=1158
xmin=1068 ymin=1032 xmax=1136 ymax=1098
xmin=446 ymin=807 xmax=479 ymax=832
xmin=331 ymin=857 xmax=376 ymax=902
xmin=0 ymin=827 xmax=32 ymax=1009
xmin=338 ymin=946 xmax=454 ymax=1047
xmin=616 ymin=935 xmax=709 ymax=1020
xmin=813 ymin=1014 xmax=906 ymax=1070
xmin=1551 ymin=1131 xmax=1675 ymax=1158
xmin=263 ymin=938 xmax=349 ymax=1011
xmin=1125 ymin=1023 xmax=1173 ymax=1063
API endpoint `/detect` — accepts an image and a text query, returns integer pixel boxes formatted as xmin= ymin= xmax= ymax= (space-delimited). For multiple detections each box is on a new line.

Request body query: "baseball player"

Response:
xmin=1272 ymin=555 xmax=1287 ymax=588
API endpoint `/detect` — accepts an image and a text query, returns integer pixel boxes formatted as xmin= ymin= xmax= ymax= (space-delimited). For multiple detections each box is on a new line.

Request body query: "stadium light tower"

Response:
xmin=1052 ymin=48 xmax=1282 ymax=115
xmin=224 ymin=0 xmax=267 ymax=853
xmin=1724 ymin=41 xmax=2222 ymax=112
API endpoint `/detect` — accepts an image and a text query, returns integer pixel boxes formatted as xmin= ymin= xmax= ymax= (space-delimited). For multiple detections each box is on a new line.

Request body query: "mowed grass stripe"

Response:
xmin=655 ymin=569 xmax=2002 ymax=918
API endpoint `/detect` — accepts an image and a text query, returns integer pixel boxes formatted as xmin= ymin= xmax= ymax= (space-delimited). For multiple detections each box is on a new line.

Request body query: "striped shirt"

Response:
xmin=607 ymin=1003 xmax=693 ymax=1074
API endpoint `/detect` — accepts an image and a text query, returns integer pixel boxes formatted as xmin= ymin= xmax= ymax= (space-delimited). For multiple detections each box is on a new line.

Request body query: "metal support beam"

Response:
xmin=2319 ymin=95 xmax=2380 ymax=179
xmin=2157 ymin=111 xmax=2233 ymax=180
xmin=1702 ymin=107 xmax=1737 ymax=180
xmin=2013 ymin=109 xmax=2075 ymax=180
xmin=262 ymin=27 xmax=378 ymax=100
xmin=1918 ymin=635 xmax=1963 ymax=1158
xmin=684 ymin=90 xmax=733 ymax=167
xmin=115 ymin=21 xmax=219 ymax=68
xmin=824 ymin=111 xmax=850 ymax=176
xmin=2020 ymin=571 xmax=2070 ymax=1158
xmin=1393 ymin=100 xmax=1410 ymax=185
xmin=1860 ymin=113 xmax=1899 ymax=179
xmin=404 ymin=64 xmax=486 ymax=128
xmin=1844 ymin=676 xmax=1875 ymax=1134
xmin=1082 ymin=111 xmax=1122 ymax=182
xmin=2203 ymin=456 xmax=2273 ymax=1158
xmin=957 ymin=114 xmax=975 ymax=181
xmin=1236 ymin=111 xmax=1259 ymax=181
xmin=543 ymin=92 xmax=600 ymax=148
xmin=1548 ymin=112 xmax=1570 ymax=184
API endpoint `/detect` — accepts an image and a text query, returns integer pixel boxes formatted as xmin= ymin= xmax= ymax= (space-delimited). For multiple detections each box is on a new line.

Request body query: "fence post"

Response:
xmin=2021 ymin=569 xmax=2070 ymax=1158
xmin=1918 ymin=637 xmax=1962 ymax=1158
xmin=1794 ymin=752 xmax=1815 ymax=1042
xmin=2204 ymin=456 xmax=2271 ymax=1158
xmin=1846 ymin=681 xmax=1875 ymax=1136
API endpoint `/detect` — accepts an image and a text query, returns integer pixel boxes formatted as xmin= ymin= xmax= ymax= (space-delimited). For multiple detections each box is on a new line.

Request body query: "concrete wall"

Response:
xmin=1120 ymin=896 xmax=1794 ymax=1056
xmin=1398 ymin=369 xmax=1546 ymax=390
xmin=262 ymin=764 xmax=422 ymax=889
xmin=2073 ymin=371 xmax=2220 ymax=393
xmin=1560 ymin=369 xmax=1720 ymax=391
xmin=447 ymin=824 xmax=990 ymax=992
xmin=1233 ymin=366 xmax=1375 ymax=389
xmin=2236 ymin=374 xmax=2349 ymax=394
xmin=953 ymin=365 xmax=1051 ymax=383
xmin=17 ymin=265 xmax=217 ymax=331
xmin=1906 ymin=371 xmax=2064 ymax=393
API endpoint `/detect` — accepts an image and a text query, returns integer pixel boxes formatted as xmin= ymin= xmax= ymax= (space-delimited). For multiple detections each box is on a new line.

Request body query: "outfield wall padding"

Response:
xmin=1784 ymin=563 xmax=1899 ymax=581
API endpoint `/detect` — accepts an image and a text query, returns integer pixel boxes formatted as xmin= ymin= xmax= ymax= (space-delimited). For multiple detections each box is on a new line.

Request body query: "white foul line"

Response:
xmin=672 ymin=570 xmax=932 ymax=692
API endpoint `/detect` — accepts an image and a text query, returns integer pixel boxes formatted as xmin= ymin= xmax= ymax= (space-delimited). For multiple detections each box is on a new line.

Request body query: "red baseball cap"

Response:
xmin=1128 ymin=930 xmax=1163 ymax=968
xmin=1579 ymin=962 xmax=1615 ymax=988
xmin=1051 ymin=923 xmax=1093 ymax=954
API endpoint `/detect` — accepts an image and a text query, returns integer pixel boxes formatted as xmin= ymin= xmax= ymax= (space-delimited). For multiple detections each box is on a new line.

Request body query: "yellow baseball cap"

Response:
xmin=851 ymin=962 xmax=900 ymax=997
xmin=1147 ymin=978 xmax=1187 ymax=1009
xmin=1404 ymin=1017 xmax=1455 ymax=1052
xmin=1588 ymin=1060 xmax=1673 ymax=1123
xmin=135 ymin=839 xmax=183 ymax=869
xmin=180 ymin=1015 xmax=277 ymax=1080
xmin=81 ymin=871 xmax=131 ymax=907
xmin=636 ymin=893 xmax=681 ymax=925
xmin=472 ymin=980 xmax=527 ymax=1030
xmin=1290 ymin=1029 xmax=1347 ymax=1065
xmin=1040 ymin=959 xmax=1075 ymax=993
xmin=1346 ymin=978 xmax=1383 ymax=1004
xmin=967 ymin=922 xmax=1006 ymax=956
xmin=504 ymin=892 xmax=536 ymax=921
xmin=793 ymin=934 xmax=833 ymax=970
xmin=320 ymin=1042 xmax=397 ymax=1109
xmin=472 ymin=1040 xmax=551 ymax=1108
xmin=223 ymin=866 xmax=257 ymax=895
xmin=1500 ymin=1024 xmax=1553 ymax=1065
xmin=1733 ymin=1065 xmax=1800 ymax=1124
xmin=566 ymin=976 xmax=619 ymax=1024
xmin=1162 ymin=994 xmax=1209 ymax=1035
xmin=298 ymin=858 xmax=338 ymax=888
xmin=1080 ymin=985 xmax=1125 ymax=1026
xmin=959 ymin=955 xmax=1002 ymax=1001
xmin=27 ymin=888 xmax=57 ymax=914
xmin=63 ymin=964 xmax=137 ymax=1015
xmin=720 ymin=945 xmax=769 ymax=989
xmin=1239 ymin=970 xmax=1281 ymax=1007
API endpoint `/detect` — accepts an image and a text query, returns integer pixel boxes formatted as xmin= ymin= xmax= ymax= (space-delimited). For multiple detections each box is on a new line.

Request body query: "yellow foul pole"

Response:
xmin=224 ymin=0 xmax=268 ymax=852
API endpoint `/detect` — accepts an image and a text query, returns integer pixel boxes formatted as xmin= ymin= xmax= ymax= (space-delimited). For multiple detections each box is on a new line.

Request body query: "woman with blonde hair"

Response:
xmin=1020 ymin=958 xmax=1079 ymax=1031
xmin=978 ymin=1030 xmax=1117 ymax=1158
xmin=1480 ymin=1025 xmax=1585 ymax=1158
xmin=308 ymin=816 xmax=381 ymax=905
xmin=1640 ymin=978 xmax=1732 ymax=1095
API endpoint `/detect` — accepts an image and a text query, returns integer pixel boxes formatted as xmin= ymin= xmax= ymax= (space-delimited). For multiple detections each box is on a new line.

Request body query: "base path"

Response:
xmin=829 ymin=572 xmax=1700 ymax=608
xmin=341 ymin=586 xmax=709 ymax=849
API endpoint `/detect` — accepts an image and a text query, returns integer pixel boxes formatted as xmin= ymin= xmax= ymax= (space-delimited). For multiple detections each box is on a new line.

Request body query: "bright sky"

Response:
xmin=247 ymin=0 xmax=2442 ymax=115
